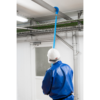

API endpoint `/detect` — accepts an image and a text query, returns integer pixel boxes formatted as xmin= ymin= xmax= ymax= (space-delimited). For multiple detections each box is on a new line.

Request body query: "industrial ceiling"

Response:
xmin=17 ymin=0 xmax=83 ymax=23
xmin=17 ymin=0 xmax=83 ymax=36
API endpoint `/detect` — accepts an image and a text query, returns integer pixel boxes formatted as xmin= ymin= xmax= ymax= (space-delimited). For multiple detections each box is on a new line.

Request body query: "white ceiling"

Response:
xmin=17 ymin=0 xmax=83 ymax=19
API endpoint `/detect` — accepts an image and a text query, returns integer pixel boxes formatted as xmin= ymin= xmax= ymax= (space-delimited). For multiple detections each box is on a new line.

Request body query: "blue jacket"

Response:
xmin=42 ymin=61 xmax=74 ymax=100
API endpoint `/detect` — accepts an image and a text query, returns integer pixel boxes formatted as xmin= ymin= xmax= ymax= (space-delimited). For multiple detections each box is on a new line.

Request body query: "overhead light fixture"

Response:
xmin=17 ymin=16 xmax=28 ymax=22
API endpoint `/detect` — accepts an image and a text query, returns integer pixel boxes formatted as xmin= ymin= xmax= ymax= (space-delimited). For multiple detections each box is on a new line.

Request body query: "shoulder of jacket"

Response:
xmin=62 ymin=63 xmax=70 ymax=67
xmin=61 ymin=63 xmax=68 ymax=66
xmin=46 ymin=68 xmax=53 ymax=72
xmin=47 ymin=67 xmax=50 ymax=70
xmin=61 ymin=63 xmax=72 ymax=70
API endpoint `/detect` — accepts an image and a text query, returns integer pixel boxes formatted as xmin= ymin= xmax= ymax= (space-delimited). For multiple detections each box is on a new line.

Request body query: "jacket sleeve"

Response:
xmin=42 ymin=69 xmax=53 ymax=95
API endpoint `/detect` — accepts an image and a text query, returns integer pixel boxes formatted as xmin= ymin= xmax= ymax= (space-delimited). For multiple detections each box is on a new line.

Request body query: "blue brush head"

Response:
xmin=54 ymin=7 xmax=59 ymax=14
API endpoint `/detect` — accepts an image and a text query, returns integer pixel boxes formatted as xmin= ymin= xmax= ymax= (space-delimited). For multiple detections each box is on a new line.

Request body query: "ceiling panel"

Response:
xmin=17 ymin=0 xmax=54 ymax=18
xmin=17 ymin=0 xmax=83 ymax=18
xmin=16 ymin=0 xmax=84 ymax=18
xmin=43 ymin=0 xmax=83 ymax=12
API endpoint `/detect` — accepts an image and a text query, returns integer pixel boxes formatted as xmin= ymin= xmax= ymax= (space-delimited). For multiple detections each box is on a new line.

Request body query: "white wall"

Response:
xmin=17 ymin=31 xmax=83 ymax=100
xmin=17 ymin=42 xmax=32 ymax=100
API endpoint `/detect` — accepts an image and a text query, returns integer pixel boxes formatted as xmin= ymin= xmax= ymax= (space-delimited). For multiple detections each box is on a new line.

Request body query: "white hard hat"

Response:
xmin=47 ymin=48 xmax=60 ymax=63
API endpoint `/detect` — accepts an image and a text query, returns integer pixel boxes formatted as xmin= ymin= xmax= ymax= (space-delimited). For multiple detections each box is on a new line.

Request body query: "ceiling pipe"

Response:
xmin=17 ymin=26 xmax=83 ymax=37
xmin=32 ymin=0 xmax=72 ymax=20
xmin=17 ymin=27 xmax=36 ymax=31
xmin=17 ymin=27 xmax=43 ymax=32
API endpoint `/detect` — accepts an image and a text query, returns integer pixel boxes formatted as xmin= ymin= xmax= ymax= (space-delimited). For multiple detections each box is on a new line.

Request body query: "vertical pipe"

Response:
xmin=72 ymin=31 xmax=78 ymax=100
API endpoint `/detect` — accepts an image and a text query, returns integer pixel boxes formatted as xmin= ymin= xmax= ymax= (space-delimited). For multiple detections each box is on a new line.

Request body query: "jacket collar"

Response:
xmin=53 ymin=60 xmax=62 ymax=65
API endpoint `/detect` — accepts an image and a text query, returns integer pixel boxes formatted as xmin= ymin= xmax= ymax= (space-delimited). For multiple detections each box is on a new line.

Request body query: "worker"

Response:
xmin=42 ymin=48 xmax=74 ymax=100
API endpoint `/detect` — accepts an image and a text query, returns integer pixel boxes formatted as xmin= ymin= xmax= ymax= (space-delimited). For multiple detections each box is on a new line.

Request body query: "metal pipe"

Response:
xmin=32 ymin=0 xmax=72 ymax=20
xmin=17 ymin=27 xmax=36 ymax=31
xmin=17 ymin=25 xmax=83 ymax=33
xmin=56 ymin=34 xmax=73 ymax=50
xmin=17 ymin=27 xmax=43 ymax=32
xmin=72 ymin=31 xmax=78 ymax=100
